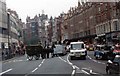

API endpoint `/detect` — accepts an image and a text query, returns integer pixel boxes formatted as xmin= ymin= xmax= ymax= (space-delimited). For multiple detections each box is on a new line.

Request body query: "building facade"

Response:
xmin=0 ymin=0 xmax=7 ymax=52
xmin=26 ymin=16 xmax=39 ymax=45
xmin=62 ymin=1 xmax=120 ymax=45
xmin=95 ymin=2 xmax=120 ymax=45
xmin=25 ymin=14 xmax=48 ymax=46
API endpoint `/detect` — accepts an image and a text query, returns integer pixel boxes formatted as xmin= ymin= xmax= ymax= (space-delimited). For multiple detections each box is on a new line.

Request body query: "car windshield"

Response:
xmin=113 ymin=57 xmax=120 ymax=63
xmin=95 ymin=45 xmax=111 ymax=51
xmin=104 ymin=46 xmax=111 ymax=51
xmin=96 ymin=46 xmax=104 ymax=51
xmin=54 ymin=45 xmax=63 ymax=50
xmin=71 ymin=44 xmax=84 ymax=50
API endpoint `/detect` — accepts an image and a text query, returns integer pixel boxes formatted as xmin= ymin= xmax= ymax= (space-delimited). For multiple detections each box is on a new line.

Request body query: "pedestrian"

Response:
xmin=38 ymin=41 xmax=45 ymax=59
xmin=46 ymin=46 xmax=50 ymax=58
xmin=51 ymin=43 xmax=55 ymax=58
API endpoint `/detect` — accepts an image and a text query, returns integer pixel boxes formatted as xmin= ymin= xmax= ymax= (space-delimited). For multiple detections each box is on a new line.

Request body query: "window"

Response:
xmin=71 ymin=43 xmax=84 ymax=50
xmin=114 ymin=21 xmax=119 ymax=31
xmin=98 ymin=7 xmax=101 ymax=12
xmin=113 ymin=57 xmax=120 ymax=63
xmin=2 ymin=27 xmax=8 ymax=35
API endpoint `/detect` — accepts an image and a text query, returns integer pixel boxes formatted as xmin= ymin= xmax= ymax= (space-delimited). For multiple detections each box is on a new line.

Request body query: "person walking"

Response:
xmin=38 ymin=41 xmax=44 ymax=59
xmin=46 ymin=45 xmax=50 ymax=58
xmin=51 ymin=43 xmax=55 ymax=58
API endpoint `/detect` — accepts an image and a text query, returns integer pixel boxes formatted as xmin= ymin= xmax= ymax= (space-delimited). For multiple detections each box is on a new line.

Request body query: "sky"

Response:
xmin=6 ymin=0 xmax=78 ymax=22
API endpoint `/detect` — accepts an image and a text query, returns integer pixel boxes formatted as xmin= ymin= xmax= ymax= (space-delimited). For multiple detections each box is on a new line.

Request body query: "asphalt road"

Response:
xmin=1 ymin=51 xmax=115 ymax=76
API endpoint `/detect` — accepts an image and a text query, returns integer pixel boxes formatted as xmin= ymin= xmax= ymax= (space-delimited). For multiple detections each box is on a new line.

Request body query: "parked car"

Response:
xmin=88 ymin=44 xmax=94 ymax=51
xmin=53 ymin=44 xmax=67 ymax=56
xmin=106 ymin=55 xmax=120 ymax=75
xmin=69 ymin=41 xmax=87 ymax=60
xmin=113 ymin=44 xmax=120 ymax=55
xmin=94 ymin=45 xmax=112 ymax=60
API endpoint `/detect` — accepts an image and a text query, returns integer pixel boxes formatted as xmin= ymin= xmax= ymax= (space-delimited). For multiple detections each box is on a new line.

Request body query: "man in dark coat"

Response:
xmin=38 ymin=41 xmax=45 ymax=59
xmin=51 ymin=43 xmax=55 ymax=58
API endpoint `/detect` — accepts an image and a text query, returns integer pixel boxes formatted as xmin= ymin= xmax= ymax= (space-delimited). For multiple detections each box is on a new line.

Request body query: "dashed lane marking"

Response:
xmin=59 ymin=56 xmax=76 ymax=76
xmin=38 ymin=64 xmax=41 ymax=67
xmin=0 ymin=69 xmax=12 ymax=75
xmin=31 ymin=59 xmax=45 ymax=73
xmin=82 ymin=68 xmax=99 ymax=75
xmin=32 ymin=68 xmax=38 ymax=73
xmin=87 ymin=55 xmax=105 ymax=65
xmin=71 ymin=70 xmax=75 ymax=76
xmin=59 ymin=57 xmax=67 ymax=63
xmin=67 ymin=54 xmax=99 ymax=75
xmin=81 ymin=69 xmax=90 ymax=75
xmin=41 ymin=59 xmax=45 ymax=64
xmin=60 ymin=55 xmax=99 ymax=76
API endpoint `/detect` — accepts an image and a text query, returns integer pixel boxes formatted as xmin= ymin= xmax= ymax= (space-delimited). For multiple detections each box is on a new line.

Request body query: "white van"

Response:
xmin=53 ymin=44 xmax=67 ymax=56
xmin=69 ymin=41 xmax=87 ymax=60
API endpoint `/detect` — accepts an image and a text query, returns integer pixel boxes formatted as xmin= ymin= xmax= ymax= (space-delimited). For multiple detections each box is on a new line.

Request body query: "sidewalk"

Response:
xmin=1 ymin=54 xmax=24 ymax=63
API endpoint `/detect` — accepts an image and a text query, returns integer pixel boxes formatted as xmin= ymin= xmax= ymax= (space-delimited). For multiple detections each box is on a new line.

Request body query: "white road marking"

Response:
xmin=82 ymin=68 xmax=90 ymax=70
xmin=59 ymin=57 xmax=67 ymax=63
xmin=31 ymin=59 xmax=45 ymax=73
xmin=41 ymin=59 xmax=45 ymax=64
xmin=90 ymin=70 xmax=92 ymax=73
xmin=74 ymin=65 xmax=80 ymax=70
xmin=67 ymin=54 xmax=73 ymax=66
xmin=82 ymin=68 xmax=99 ymax=75
xmin=66 ymin=54 xmax=99 ymax=75
xmin=87 ymin=55 xmax=105 ymax=65
xmin=101 ymin=63 xmax=105 ymax=65
xmin=38 ymin=64 xmax=41 ymax=67
xmin=71 ymin=70 xmax=75 ymax=76
xmin=59 ymin=56 xmax=77 ymax=76
xmin=32 ymin=68 xmax=38 ymax=73
xmin=90 ymin=70 xmax=98 ymax=74
xmin=0 ymin=69 xmax=12 ymax=75
xmin=81 ymin=69 xmax=90 ymax=75
xmin=72 ymin=66 xmax=76 ymax=70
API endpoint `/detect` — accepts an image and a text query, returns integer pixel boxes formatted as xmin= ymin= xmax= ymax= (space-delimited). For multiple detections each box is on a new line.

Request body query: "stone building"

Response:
xmin=0 ymin=0 xmax=7 ymax=53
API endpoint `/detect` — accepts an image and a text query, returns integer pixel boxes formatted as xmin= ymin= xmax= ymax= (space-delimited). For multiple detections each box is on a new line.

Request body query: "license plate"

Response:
xmin=81 ymin=53 xmax=85 ymax=55
xmin=75 ymin=53 xmax=80 ymax=57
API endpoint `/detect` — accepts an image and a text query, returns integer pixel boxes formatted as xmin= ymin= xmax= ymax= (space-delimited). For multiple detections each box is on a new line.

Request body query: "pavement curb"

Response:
xmin=1 ymin=55 xmax=24 ymax=63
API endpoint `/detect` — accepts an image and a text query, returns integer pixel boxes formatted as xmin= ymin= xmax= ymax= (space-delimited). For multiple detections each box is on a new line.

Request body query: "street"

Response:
xmin=1 ymin=51 xmax=112 ymax=76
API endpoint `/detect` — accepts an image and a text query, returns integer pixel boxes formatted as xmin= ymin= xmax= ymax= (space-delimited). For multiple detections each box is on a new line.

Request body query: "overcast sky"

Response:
xmin=6 ymin=0 xmax=78 ymax=22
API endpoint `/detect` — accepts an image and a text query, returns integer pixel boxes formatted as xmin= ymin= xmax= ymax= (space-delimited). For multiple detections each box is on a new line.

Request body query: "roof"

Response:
xmin=115 ymin=55 xmax=120 ymax=58
xmin=70 ymin=41 xmax=84 ymax=44
xmin=96 ymin=45 xmax=105 ymax=47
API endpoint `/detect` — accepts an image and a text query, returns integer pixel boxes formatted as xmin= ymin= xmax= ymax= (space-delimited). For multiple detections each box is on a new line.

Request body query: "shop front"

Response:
xmin=106 ymin=31 xmax=120 ymax=45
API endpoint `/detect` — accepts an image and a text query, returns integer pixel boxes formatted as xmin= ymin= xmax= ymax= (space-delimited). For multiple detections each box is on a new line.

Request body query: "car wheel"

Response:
xmin=84 ymin=56 xmax=86 ymax=60
xmin=70 ymin=56 xmax=73 ymax=60
xmin=95 ymin=57 xmax=98 ymax=59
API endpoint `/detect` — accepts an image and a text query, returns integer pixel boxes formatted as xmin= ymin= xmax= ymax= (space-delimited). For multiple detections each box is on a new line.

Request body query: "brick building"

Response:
xmin=95 ymin=2 xmax=120 ymax=45
xmin=62 ymin=1 xmax=120 ymax=45
xmin=63 ymin=2 xmax=97 ymax=44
